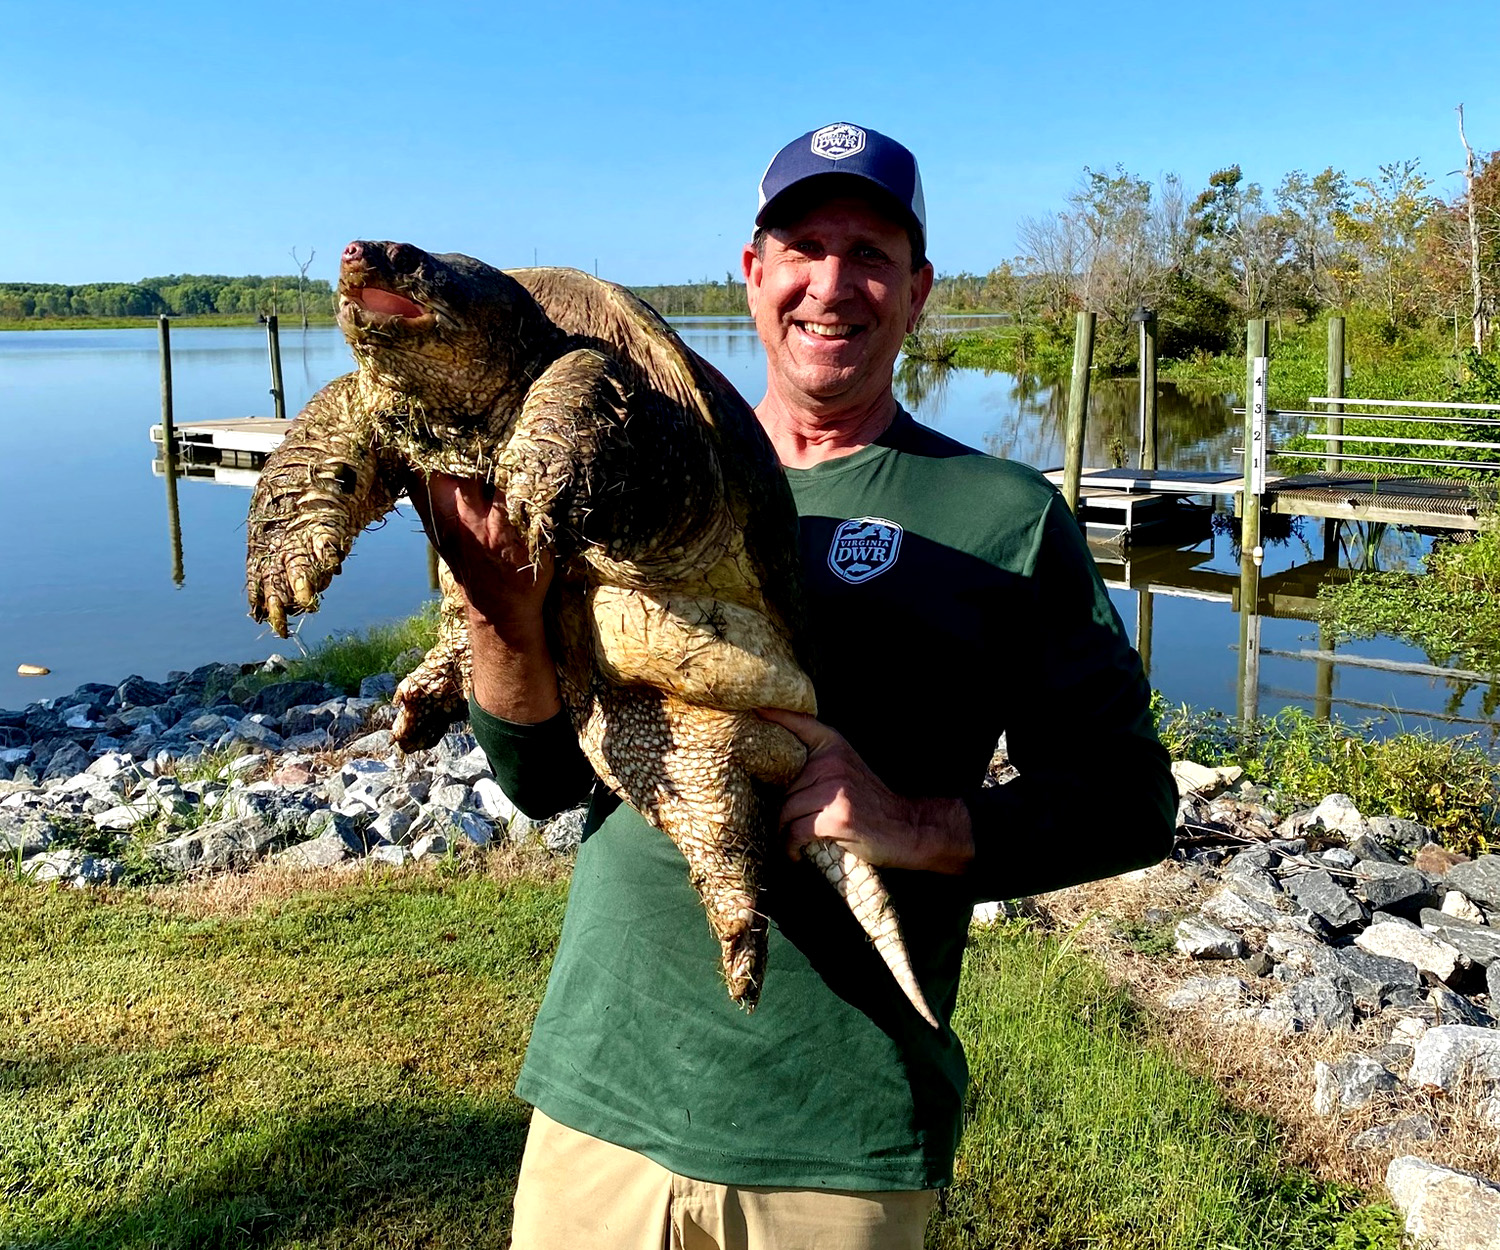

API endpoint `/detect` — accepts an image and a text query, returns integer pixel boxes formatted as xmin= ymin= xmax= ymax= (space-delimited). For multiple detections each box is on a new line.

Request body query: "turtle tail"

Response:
xmin=801 ymin=839 xmax=940 ymax=1029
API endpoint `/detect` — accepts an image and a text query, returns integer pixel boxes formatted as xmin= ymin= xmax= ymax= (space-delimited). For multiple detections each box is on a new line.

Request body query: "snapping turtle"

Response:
xmin=245 ymin=240 xmax=936 ymax=1026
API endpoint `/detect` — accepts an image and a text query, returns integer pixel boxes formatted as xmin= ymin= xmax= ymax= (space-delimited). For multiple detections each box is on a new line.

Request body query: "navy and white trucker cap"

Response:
xmin=756 ymin=122 xmax=926 ymax=253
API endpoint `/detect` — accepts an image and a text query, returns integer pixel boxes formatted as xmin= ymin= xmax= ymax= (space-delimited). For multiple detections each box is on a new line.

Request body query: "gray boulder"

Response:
xmin=1165 ymin=975 xmax=1249 ymax=1012
xmin=1426 ymin=985 xmax=1493 ymax=1030
xmin=1386 ymin=1155 xmax=1500 ymax=1250
xmin=1175 ymin=916 xmax=1247 ymax=960
xmin=1357 ymin=861 xmax=1437 ymax=914
xmin=1270 ymin=974 xmax=1355 ymax=1032
xmin=1368 ymin=815 xmax=1437 ymax=854
xmin=1419 ymin=911 xmax=1500 ymax=968
xmin=1350 ymin=1115 xmax=1435 ymax=1151
xmin=1446 ymin=855 xmax=1500 ymax=909
xmin=1356 ymin=921 xmax=1461 ymax=984
xmin=1333 ymin=947 xmax=1422 ymax=1011
xmin=1408 ymin=1025 xmax=1500 ymax=1092
xmin=1313 ymin=1053 xmax=1397 ymax=1114
xmin=149 ymin=815 xmax=285 ymax=873
xmin=1286 ymin=870 xmax=1364 ymax=929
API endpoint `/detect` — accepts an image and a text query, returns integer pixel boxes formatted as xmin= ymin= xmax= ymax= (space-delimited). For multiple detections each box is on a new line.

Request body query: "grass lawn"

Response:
xmin=1 ymin=855 xmax=1403 ymax=1249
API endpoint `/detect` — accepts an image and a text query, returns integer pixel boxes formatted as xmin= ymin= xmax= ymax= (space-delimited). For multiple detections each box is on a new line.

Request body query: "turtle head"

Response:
xmin=337 ymin=240 xmax=545 ymax=421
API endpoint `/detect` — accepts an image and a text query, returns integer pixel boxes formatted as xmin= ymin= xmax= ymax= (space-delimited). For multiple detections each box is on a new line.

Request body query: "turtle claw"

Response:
xmin=293 ymin=574 xmax=316 ymax=607
xmin=267 ymin=595 xmax=288 ymax=638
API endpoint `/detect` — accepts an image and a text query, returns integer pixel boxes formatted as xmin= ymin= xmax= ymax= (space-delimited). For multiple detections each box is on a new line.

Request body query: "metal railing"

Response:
xmin=1275 ymin=395 xmax=1500 ymax=475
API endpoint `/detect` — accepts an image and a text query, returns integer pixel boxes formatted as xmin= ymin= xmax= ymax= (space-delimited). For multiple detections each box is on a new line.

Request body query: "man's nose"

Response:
xmin=805 ymin=254 xmax=851 ymax=304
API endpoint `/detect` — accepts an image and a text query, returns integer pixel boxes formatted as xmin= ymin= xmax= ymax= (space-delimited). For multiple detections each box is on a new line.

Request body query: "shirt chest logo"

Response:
xmin=828 ymin=517 xmax=903 ymax=584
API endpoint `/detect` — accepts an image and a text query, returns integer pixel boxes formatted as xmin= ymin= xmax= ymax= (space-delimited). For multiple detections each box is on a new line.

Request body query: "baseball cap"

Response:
xmin=756 ymin=122 xmax=926 ymax=255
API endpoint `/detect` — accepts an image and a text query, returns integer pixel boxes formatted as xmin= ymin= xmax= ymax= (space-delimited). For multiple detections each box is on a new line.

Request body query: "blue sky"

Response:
xmin=6 ymin=0 xmax=1500 ymax=287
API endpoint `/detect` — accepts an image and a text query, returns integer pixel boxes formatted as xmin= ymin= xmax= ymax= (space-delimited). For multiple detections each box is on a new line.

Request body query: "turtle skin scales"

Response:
xmin=245 ymin=240 xmax=936 ymax=1026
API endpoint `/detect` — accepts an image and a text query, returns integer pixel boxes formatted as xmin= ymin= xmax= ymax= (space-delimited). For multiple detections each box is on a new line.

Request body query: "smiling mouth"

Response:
xmin=796 ymin=321 xmax=862 ymax=339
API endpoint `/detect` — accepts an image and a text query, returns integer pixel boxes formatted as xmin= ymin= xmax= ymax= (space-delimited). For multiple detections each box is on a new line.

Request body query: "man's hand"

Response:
xmin=408 ymin=473 xmax=561 ymax=723
xmin=760 ymin=708 xmax=974 ymax=876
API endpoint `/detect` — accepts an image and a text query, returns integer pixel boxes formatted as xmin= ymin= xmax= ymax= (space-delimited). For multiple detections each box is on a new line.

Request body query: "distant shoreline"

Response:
xmin=0 ymin=314 xmax=341 ymax=332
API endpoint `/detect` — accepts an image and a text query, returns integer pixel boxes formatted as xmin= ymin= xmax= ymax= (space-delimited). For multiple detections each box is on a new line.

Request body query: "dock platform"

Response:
xmin=1047 ymin=465 xmax=1497 ymax=538
xmin=150 ymin=417 xmax=287 ymax=467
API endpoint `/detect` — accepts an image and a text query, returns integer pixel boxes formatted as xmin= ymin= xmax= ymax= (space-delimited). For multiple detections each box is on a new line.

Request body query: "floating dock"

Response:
xmin=150 ymin=417 xmax=286 ymax=468
xmin=1048 ymin=465 xmax=1497 ymax=542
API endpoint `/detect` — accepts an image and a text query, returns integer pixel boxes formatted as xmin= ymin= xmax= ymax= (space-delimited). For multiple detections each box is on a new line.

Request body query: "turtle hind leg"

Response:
xmin=392 ymin=556 xmax=472 ymax=751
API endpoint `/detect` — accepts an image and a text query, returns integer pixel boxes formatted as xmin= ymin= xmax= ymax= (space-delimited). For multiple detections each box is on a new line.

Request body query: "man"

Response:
xmin=421 ymin=123 xmax=1175 ymax=1250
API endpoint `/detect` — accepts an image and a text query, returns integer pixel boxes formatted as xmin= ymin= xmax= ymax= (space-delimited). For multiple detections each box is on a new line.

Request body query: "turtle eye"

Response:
xmin=332 ymin=464 xmax=359 ymax=495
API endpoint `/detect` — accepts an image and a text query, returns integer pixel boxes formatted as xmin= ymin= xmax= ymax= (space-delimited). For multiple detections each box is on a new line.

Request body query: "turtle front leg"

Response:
xmin=246 ymin=373 xmax=398 ymax=636
xmin=391 ymin=558 xmax=472 ymax=751
xmin=498 ymin=348 xmax=731 ymax=577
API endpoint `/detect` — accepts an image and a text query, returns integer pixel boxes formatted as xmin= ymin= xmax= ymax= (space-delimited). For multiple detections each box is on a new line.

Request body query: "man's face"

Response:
xmin=742 ymin=196 xmax=934 ymax=418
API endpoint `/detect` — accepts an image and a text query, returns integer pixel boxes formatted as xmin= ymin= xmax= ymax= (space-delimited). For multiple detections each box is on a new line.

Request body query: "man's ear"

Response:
xmin=907 ymin=262 xmax=935 ymax=332
xmin=742 ymin=243 xmax=762 ymax=316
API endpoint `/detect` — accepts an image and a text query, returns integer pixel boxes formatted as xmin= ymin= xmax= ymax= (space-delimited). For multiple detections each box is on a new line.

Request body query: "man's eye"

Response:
xmin=856 ymin=246 xmax=890 ymax=263
xmin=790 ymin=240 xmax=823 ymax=258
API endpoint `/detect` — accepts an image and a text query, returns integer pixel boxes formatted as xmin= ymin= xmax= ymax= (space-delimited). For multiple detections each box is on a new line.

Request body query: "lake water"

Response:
xmin=1 ymin=319 xmax=1493 ymax=746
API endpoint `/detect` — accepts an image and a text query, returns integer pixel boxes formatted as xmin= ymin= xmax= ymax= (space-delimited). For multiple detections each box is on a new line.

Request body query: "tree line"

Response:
xmin=989 ymin=120 xmax=1499 ymax=368
xmin=0 ymin=273 xmax=335 ymax=321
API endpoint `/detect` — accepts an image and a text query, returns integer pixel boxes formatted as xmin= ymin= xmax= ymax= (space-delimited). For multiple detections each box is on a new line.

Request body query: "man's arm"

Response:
xmin=763 ymin=492 xmax=1174 ymax=897
xmin=963 ymin=493 xmax=1176 ymax=900
xmin=762 ymin=707 xmax=974 ymax=875
xmin=409 ymin=475 xmax=595 ymax=818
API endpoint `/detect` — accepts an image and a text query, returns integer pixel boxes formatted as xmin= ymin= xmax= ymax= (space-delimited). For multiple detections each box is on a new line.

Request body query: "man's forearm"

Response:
xmin=466 ymin=607 xmax=563 ymax=725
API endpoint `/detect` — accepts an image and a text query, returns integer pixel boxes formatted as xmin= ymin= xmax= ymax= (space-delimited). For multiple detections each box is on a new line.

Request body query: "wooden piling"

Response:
xmin=1240 ymin=319 xmax=1268 ymax=559
xmin=158 ymin=315 xmax=174 ymax=449
xmin=1136 ymin=308 xmax=1158 ymax=471
xmin=1135 ymin=588 xmax=1154 ymax=680
xmin=266 ymin=314 xmax=286 ymax=421
xmin=1062 ymin=311 xmax=1096 ymax=514
xmin=1236 ymin=553 xmax=1262 ymax=726
xmin=164 ymin=450 xmax=184 ymax=587
xmin=1326 ymin=316 xmax=1345 ymax=472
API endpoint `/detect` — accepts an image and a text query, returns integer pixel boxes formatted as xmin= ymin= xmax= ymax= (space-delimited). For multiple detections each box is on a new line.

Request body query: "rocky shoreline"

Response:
xmin=5 ymin=661 xmax=1500 ymax=1246
xmin=0 ymin=658 xmax=585 ymax=889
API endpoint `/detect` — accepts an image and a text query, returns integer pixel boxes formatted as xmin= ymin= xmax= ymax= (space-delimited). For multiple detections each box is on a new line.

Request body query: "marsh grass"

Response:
xmin=237 ymin=605 xmax=441 ymax=700
xmin=2 ymin=861 xmax=1403 ymax=1249
xmin=1155 ymin=700 xmax=1497 ymax=855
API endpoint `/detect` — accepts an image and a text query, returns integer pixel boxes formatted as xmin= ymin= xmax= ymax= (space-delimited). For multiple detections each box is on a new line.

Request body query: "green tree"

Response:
xmin=1335 ymin=159 xmax=1438 ymax=334
xmin=1275 ymin=166 xmax=1352 ymax=309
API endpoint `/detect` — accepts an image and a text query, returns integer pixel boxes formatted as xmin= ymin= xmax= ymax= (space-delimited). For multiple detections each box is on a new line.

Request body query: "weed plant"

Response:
xmin=0 ymin=868 xmax=1403 ymax=1249
xmin=1155 ymin=699 xmax=1496 ymax=855
xmin=236 ymin=603 xmax=441 ymax=700
xmin=1320 ymin=522 xmax=1500 ymax=683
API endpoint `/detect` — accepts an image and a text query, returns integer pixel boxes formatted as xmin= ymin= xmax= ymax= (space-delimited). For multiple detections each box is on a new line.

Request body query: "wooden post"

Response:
xmin=1326 ymin=316 xmax=1344 ymax=472
xmin=1135 ymin=307 xmax=1158 ymax=471
xmin=157 ymin=315 xmax=174 ymax=450
xmin=1236 ymin=553 xmax=1261 ymax=727
xmin=1314 ymin=623 xmax=1334 ymax=723
xmin=266 ymin=314 xmax=286 ymax=420
xmin=1240 ymin=319 xmax=1268 ymax=561
xmin=1135 ymin=588 xmax=1154 ymax=680
xmin=164 ymin=449 xmax=184 ymax=587
xmin=1062 ymin=311 xmax=1096 ymax=514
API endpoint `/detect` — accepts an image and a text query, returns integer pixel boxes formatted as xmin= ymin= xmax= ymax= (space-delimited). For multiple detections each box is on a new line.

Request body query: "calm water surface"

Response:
xmin=0 ymin=320 xmax=1493 ymax=744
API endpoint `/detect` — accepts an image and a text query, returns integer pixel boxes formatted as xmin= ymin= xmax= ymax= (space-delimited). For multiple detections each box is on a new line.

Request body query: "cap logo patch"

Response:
xmin=810 ymin=123 xmax=865 ymax=161
xmin=828 ymin=516 xmax=902 ymax=584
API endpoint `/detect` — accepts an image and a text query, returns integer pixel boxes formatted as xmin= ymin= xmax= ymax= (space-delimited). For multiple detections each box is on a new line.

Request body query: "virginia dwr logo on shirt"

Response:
xmin=828 ymin=517 xmax=903 ymax=584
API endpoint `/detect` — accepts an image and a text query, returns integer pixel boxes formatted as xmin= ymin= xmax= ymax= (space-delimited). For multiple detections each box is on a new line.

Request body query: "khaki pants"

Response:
xmin=510 ymin=1109 xmax=938 ymax=1250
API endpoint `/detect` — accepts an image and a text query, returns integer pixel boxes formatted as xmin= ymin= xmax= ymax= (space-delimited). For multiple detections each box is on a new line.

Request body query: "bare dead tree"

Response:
xmin=1457 ymin=105 xmax=1490 ymax=350
xmin=291 ymin=247 xmax=316 ymax=330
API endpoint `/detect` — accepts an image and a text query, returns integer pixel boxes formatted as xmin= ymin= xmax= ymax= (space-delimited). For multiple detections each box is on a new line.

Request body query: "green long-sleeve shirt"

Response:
xmin=472 ymin=409 xmax=1174 ymax=1190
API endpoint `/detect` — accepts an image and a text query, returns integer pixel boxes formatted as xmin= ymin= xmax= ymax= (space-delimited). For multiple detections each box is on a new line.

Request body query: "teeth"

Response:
xmin=800 ymin=322 xmax=854 ymax=337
